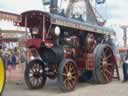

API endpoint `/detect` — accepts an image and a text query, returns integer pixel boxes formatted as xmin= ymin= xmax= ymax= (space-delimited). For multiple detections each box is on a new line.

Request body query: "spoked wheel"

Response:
xmin=93 ymin=44 xmax=115 ymax=84
xmin=57 ymin=59 xmax=78 ymax=92
xmin=0 ymin=58 xmax=5 ymax=95
xmin=25 ymin=59 xmax=46 ymax=89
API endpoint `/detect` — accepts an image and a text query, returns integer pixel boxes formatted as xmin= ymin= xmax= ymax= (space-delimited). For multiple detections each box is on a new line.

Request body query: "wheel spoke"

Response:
xmin=102 ymin=66 xmax=113 ymax=81
xmin=39 ymin=69 xmax=43 ymax=73
xmin=106 ymin=54 xmax=112 ymax=60
xmin=71 ymin=71 xmax=76 ymax=75
xmin=102 ymin=70 xmax=110 ymax=81
xmin=36 ymin=64 xmax=38 ymax=72
xmin=68 ymin=80 xmax=73 ymax=89
xmin=64 ymin=65 xmax=69 ymax=73
xmin=34 ymin=64 xmax=37 ymax=71
xmin=37 ymin=64 xmax=40 ymax=72
xmin=70 ymin=76 xmax=76 ymax=80
xmin=103 ymin=51 xmax=106 ymax=58
xmin=30 ymin=77 xmax=35 ymax=85
xmin=39 ymin=66 xmax=43 ymax=73
xmin=104 ymin=69 xmax=112 ymax=78
xmin=32 ymin=77 xmax=35 ymax=86
xmin=29 ymin=69 xmax=33 ymax=75
xmin=64 ymin=78 xmax=68 ymax=87
xmin=29 ymin=73 xmax=33 ymax=77
xmin=40 ymin=76 xmax=43 ymax=81
xmin=62 ymin=73 xmax=67 ymax=77
xmin=105 ymin=70 xmax=112 ymax=81
xmin=69 ymin=63 xmax=72 ymax=69
xmin=36 ymin=78 xmax=39 ymax=86
xmin=69 ymin=64 xmax=74 ymax=71
xmin=31 ymin=67 xmax=35 ymax=72
xmin=105 ymin=47 xmax=109 ymax=54
xmin=107 ymin=63 xmax=113 ymax=66
xmin=103 ymin=47 xmax=110 ymax=57
xmin=34 ymin=78 xmax=38 ymax=86
xmin=100 ymin=63 xmax=113 ymax=71
xmin=37 ymin=78 xmax=41 ymax=86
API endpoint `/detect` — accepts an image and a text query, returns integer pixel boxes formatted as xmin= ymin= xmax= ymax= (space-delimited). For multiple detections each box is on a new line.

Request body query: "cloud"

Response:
xmin=0 ymin=0 xmax=43 ymax=13
xmin=106 ymin=0 xmax=128 ymax=25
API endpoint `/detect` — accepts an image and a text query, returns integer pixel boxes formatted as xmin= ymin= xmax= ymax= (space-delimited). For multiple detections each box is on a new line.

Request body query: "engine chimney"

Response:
xmin=50 ymin=0 xmax=58 ymax=14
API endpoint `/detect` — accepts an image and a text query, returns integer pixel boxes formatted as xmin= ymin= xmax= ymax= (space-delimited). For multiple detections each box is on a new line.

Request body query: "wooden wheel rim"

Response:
xmin=100 ymin=47 xmax=114 ymax=82
xmin=29 ymin=63 xmax=44 ymax=86
xmin=0 ymin=58 xmax=5 ymax=94
xmin=62 ymin=62 xmax=78 ymax=90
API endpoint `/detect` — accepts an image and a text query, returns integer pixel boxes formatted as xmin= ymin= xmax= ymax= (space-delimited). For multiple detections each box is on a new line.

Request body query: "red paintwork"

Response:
xmin=75 ymin=54 xmax=94 ymax=71
xmin=26 ymin=38 xmax=54 ymax=48
xmin=85 ymin=53 xmax=94 ymax=70
xmin=76 ymin=58 xmax=86 ymax=71
xmin=64 ymin=47 xmax=94 ymax=71
xmin=26 ymin=39 xmax=42 ymax=48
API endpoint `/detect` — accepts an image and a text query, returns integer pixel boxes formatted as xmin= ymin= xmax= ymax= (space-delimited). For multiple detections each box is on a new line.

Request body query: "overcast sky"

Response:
xmin=0 ymin=0 xmax=128 ymax=46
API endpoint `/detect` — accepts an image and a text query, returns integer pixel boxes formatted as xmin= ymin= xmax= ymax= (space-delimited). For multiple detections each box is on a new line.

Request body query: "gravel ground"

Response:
xmin=2 ymin=67 xmax=128 ymax=96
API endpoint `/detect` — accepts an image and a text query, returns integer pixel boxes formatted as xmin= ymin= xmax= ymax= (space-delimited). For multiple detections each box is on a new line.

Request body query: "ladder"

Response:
xmin=113 ymin=60 xmax=120 ymax=80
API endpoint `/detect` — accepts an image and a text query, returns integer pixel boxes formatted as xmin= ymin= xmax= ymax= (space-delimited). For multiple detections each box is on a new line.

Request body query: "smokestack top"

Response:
xmin=50 ymin=0 xmax=58 ymax=14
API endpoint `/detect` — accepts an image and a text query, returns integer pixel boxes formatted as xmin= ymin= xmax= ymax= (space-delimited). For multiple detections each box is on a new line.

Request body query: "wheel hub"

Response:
xmin=67 ymin=72 xmax=72 ymax=79
xmin=103 ymin=60 xmax=107 ymax=65
xmin=33 ymin=72 xmax=41 ymax=78
xmin=102 ymin=58 xmax=108 ymax=67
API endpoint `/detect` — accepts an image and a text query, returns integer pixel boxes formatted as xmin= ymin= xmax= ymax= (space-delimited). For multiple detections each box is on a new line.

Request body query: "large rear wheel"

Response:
xmin=57 ymin=59 xmax=78 ymax=92
xmin=25 ymin=60 xmax=46 ymax=89
xmin=0 ymin=58 xmax=5 ymax=95
xmin=93 ymin=44 xmax=115 ymax=84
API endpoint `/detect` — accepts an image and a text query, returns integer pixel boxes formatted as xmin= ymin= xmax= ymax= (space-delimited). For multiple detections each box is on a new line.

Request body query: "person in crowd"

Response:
xmin=2 ymin=53 xmax=8 ymax=70
xmin=122 ymin=51 xmax=128 ymax=81
xmin=120 ymin=52 xmax=125 ymax=65
xmin=11 ymin=52 xmax=17 ymax=69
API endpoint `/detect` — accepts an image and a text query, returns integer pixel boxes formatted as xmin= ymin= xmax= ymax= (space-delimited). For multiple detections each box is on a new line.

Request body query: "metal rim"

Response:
xmin=29 ymin=63 xmax=45 ymax=87
xmin=0 ymin=58 xmax=5 ymax=94
xmin=100 ymin=47 xmax=114 ymax=82
xmin=62 ymin=62 xmax=78 ymax=90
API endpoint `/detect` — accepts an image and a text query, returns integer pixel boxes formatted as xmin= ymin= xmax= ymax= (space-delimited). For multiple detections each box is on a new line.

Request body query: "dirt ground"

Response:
xmin=3 ymin=79 xmax=128 ymax=96
xmin=2 ymin=66 xmax=128 ymax=96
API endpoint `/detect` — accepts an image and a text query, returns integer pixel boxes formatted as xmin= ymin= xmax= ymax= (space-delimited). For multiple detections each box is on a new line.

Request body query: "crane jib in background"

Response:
xmin=43 ymin=0 xmax=106 ymax=5
xmin=96 ymin=0 xmax=106 ymax=4
xmin=42 ymin=0 xmax=106 ymax=9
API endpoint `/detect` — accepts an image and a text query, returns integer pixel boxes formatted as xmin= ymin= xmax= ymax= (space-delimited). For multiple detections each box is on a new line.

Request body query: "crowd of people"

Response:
xmin=0 ymin=47 xmax=26 ymax=70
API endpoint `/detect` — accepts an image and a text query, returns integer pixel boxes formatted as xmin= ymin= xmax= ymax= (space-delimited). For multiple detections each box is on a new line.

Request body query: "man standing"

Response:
xmin=12 ymin=53 xmax=16 ymax=69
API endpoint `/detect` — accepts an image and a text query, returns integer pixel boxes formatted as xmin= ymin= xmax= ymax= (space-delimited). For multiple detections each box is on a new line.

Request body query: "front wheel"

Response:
xmin=0 ymin=58 xmax=5 ymax=95
xmin=24 ymin=59 xmax=46 ymax=89
xmin=57 ymin=59 xmax=78 ymax=92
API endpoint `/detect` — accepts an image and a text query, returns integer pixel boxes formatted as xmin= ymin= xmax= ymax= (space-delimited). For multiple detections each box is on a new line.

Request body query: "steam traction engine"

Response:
xmin=17 ymin=0 xmax=116 ymax=92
